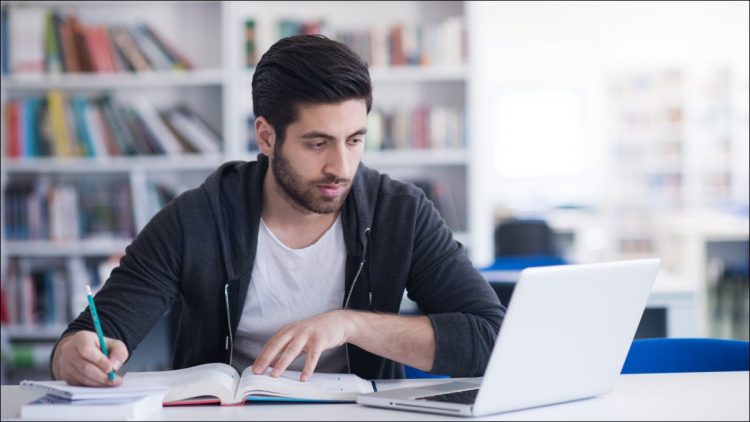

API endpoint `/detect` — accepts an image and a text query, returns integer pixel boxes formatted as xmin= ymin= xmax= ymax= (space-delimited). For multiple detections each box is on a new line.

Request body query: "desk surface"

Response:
xmin=2 ymin=372 xmax=748 ymax=421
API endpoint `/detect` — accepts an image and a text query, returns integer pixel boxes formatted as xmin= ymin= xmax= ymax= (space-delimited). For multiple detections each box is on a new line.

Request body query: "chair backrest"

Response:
xmin=494 ymin=218 xmax=557 ymax=257
xmin=621 ymin=338 xmax=750 ymax=374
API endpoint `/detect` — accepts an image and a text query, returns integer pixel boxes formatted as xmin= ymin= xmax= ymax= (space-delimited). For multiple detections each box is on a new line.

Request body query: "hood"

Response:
xmin=201 ymin=154 xmax=382 ymax=282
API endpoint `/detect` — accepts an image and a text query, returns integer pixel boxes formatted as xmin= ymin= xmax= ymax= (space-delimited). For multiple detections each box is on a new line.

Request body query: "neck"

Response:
xmin=261 ymin=169 xmax=339 ymax=249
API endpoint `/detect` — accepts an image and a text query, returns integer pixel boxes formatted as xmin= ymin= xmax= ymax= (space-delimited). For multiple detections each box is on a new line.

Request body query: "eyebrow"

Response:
xmin=300 ymin=127 xmax=367 ymax=140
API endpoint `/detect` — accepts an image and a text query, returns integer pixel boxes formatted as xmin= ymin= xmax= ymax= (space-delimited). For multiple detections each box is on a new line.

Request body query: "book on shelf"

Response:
xmin=6 ymin=8 xmax=193 ymax=75
xmin=1 ymin=5 xmax=9 ymax=74
xmin=124 ymin=363 xmax=376 ymax=405
xmin=3 ymin=343 xmax=56 ymax=369
xmin=272 ymin=17 xmax=465 ymax=68
xmin=161 ymin=105 xmax=222 ymax=154
xmin=3 ymin=176 xmax=135 ymax=241
xmin=410 ymin=179 xmax=463 ymax=231
xmin=4 ymin=93 xmax=220 ymax=158
xmin=21 ymin=392 xmax=164 ymax=421
xmin=139 ymin=23 xmax=192 ymax=70
xmin=1 ymin=257 xmax=110 ymax=328
xmin=244 ymin=19 xmax=257 ymax=68
xmin=8 ymin=6 xmax=45 ymax=74
xmin=365 ymin=106 xmax=466 ymax=151
xmin=143 ymin=180 xmax=180 ymax=222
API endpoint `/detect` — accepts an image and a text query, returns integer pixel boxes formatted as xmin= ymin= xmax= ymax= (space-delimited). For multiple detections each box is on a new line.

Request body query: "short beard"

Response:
xmin=271 ymin=147 xmax=352 ymax=214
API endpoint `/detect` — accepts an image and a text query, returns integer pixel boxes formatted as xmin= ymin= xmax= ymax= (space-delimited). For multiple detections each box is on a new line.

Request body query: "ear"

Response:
xmin=255 ymin=116 xmax=276 ymax=157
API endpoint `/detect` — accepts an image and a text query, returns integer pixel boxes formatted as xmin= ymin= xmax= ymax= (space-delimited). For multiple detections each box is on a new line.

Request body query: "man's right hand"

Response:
xmin=51 ymin=331 xmax=128 ymax=387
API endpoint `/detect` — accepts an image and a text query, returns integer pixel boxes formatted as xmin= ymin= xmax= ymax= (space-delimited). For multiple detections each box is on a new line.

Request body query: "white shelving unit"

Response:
xmin=0 ymin=1 xmax=227 ymax=382
xmin=1 ymin=1 xmax=481 ymax=381
xmin=2 ymin=69 xmax=225 ymax=90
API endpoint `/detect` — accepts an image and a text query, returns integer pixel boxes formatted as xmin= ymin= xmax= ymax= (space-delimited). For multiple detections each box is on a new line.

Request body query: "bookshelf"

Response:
xmin=604 ymin=66 xmax=749 ymax=260
xmin=0 ymin=0 xmax=225 ymax=382
xmin=1 ymin=1 xmax=479 ymax=382
xmin=604 ymin=66 xmax=749 ymax=337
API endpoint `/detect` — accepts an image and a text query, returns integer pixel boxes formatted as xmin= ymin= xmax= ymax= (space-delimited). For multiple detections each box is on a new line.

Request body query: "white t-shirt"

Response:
xmin=232 ymin=215 xmax=348 ymax=373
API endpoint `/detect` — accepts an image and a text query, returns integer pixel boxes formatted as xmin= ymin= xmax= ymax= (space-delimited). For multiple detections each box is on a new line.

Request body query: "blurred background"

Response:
xmin=0 ymin=1 xmax=747 ymax=383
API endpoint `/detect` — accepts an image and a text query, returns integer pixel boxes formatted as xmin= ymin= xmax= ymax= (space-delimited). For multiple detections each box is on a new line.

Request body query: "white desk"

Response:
xmin=2 ymin=372 xmax=748 ymax=421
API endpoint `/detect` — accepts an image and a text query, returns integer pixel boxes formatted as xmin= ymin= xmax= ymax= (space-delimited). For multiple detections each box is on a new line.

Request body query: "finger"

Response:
xmin=271 ymin=337 xmax=307 ymax=377
xmin=105 ymin=338 xmax=129 ymax=374
xmin=62 ymin=361 xmax=107 ymax=387
xmin=72 ymin=357 xmax=112 ymax=386
xmin=301 ymin=348 xmax=322 ymax=382
xmin=76 ymin=340 xmax=113 ymax=374
xmin=253 ymin=331 xmax=294 ymax=375
xmin=59 ymin=360 xmax=88 ymax=386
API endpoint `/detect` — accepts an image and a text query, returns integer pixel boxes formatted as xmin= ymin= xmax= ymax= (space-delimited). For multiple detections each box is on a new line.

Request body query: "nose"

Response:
xmin=323 ymin=143 xmax=350 ymax=180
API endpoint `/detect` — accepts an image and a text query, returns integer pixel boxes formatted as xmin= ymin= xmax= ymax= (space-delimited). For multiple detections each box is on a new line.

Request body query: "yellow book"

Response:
xmin=47 ymin=90 xmax=73 ymax=156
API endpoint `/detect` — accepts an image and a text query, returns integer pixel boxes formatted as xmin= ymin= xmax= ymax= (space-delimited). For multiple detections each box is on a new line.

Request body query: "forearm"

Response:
xmin=345 ymin=310 xmax=435 ymax=372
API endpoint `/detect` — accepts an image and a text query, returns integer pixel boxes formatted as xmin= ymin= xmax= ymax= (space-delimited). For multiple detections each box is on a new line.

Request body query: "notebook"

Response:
xmin=357 ymin=259 xmax=661 ymax=417
xmin=20 ymin=379 xmax=169 ymax=400
xmin=124 ymin=362 xmax=376 ymax=405
xmin=20 ymin=393 xmax=164 ymax=420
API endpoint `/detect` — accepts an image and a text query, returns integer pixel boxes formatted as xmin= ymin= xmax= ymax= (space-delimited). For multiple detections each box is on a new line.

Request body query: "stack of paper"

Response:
xmin=20 ymin=380 xmax=168 ymax=420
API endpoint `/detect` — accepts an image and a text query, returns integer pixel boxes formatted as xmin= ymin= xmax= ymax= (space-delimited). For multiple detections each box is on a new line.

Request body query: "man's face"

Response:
xmin=270 ymin=99 xmax=367 ymax=214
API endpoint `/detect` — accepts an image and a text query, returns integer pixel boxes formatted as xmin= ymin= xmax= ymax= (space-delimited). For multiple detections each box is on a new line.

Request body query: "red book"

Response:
xmin=6 ymin=101 xmax=22 ymax=158
xmin=390 ymin=25 xmax=405 ymax=66
xmin=98 ymin=26 xmax=119 ymax=72
xmin=84 ymin=26 xmax=105 ymax=72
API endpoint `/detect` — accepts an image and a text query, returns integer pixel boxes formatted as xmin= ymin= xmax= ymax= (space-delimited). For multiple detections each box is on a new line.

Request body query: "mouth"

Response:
xmin=317 ymin=184 xmax=344 ymax=197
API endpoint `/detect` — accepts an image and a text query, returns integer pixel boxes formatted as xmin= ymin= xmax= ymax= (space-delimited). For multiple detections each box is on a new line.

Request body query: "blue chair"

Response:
xmin=404 ymin=365 xmax=449 ymax=379
xmin=621 ymin=338 xmax=750 ymax=374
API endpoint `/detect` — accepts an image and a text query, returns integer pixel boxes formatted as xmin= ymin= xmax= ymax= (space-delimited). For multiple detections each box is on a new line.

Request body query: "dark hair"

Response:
xmin=252 ymin=34 xmax=373 ymax=146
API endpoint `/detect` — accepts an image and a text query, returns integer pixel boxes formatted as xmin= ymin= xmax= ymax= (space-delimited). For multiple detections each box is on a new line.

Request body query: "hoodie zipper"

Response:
xmin=343 ymin=227 xmax=370 ymax=373
xmin=224 ymin=283 xmax=234 ymax=367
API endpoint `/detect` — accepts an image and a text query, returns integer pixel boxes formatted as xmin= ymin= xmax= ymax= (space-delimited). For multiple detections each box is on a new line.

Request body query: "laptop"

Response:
xmin=357 ymin=258 xmax=661 ymax=417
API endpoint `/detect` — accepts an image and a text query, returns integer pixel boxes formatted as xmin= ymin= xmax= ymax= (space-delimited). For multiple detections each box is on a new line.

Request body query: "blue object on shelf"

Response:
xmin=621 ymin=338 xmax=750 ymax=374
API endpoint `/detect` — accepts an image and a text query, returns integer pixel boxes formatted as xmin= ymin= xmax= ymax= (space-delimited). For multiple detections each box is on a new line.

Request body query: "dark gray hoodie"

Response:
xmin=59 ymin=155 xmax=505 ymax=379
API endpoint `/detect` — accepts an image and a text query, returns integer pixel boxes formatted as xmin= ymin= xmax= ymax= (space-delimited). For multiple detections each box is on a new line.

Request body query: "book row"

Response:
xmin=0 ymin=257 xmax=111 ymax=327
xmin=4 ymin=177 xmax=135 ymax=241
xmin=245 ymin=17 xmax=466 ymax=68
xmin=365 ymin=106 xmax=467 ymax=151
xmin=3 ymin=7 xmax=192 ymax=75
xmin=4 ymin=92 xmax=221 ymax=158
xmin=244 ymin=106 xmax=466 ymax=153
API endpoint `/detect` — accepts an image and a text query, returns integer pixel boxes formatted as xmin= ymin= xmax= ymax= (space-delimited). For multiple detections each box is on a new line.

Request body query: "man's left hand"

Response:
xmin=251 ymin=310 xmax=351 ymax=381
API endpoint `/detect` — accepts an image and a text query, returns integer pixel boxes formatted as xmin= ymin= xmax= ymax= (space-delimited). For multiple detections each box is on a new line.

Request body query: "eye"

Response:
xmin=348 ymin=137 xmax=364 ymax=145
xmin=309 ymin=141 xmax=326 ymax=150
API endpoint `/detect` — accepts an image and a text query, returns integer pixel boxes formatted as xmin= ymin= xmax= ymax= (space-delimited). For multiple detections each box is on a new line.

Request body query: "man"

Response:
xmin=51 ymin=35 xmax=505 ymax=387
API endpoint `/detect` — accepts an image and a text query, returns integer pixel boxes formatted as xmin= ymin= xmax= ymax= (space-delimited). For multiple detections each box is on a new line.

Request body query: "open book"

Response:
xmin=124 ymin=363 xmax=376 ymax=405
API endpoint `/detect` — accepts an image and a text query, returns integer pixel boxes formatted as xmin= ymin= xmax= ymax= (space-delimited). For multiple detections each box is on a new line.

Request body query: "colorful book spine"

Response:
xmin=43 ymin=11 xmax=62 ymax=74
xmin=244 ymin=19 xmax=257 ymax=68
xmin=47 ymin=90 xmax=74 ymax=156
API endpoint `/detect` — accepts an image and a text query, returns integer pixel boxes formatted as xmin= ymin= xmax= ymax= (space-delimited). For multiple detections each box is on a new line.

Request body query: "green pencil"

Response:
xmin=86 ymin=285 xmax=116 ymax=382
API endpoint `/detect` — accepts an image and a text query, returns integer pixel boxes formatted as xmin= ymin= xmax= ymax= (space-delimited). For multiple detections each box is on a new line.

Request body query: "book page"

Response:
xmin=235 ymin=367 xmax=373 ymax=402
xmin=124 ymin=363 xmax=240 ymax=404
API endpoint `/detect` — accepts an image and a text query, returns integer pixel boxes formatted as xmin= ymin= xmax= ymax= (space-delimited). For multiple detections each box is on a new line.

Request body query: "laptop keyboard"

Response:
xmin=415 ymin=388 xmax=479 ymax=404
